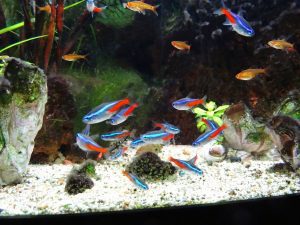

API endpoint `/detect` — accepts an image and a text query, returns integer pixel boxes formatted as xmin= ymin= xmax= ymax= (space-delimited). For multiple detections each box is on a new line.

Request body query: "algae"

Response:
xmin=4 ymin=59 xmax=45 ymax=105
xmin=96 ymin=0 xmax=135 ymax=29
xmin=64 ymin=58 xmax=149 ymax=133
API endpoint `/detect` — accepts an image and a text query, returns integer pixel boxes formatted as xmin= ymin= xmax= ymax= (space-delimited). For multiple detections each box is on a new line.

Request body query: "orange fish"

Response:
xmin=123 ymin=1 xmax=159 ymax=16
xmin=235 ymin=68 xmax=267 ymax=81
xmin=171 ymin=41 xmax=191 ymax=51
xmin=62 ymin=53 xmax=88 ymax=61
xmin=37 ymin=4 xmax=51 ymax=14
xmin=268 ymin=40 xmax=295 ymax=52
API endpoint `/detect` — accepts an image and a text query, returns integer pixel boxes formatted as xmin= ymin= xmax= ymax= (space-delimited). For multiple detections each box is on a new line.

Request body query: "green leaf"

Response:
xmin=0 ymin=0 xmax=85 ymax=35
xmin=214 ymin=111 xmax=225 ymax=117
xmin=205 ymin=101 xmax=217 ymax=111
xmin=213 ymin=116 xmax=223 ymax=126
xmin=214 ymin=105 xmax=230 ymax=112
xmin=193 ymin=107 xmax=207 ymax=116
xmin=0 ymin=35 xmax=48 ymax=53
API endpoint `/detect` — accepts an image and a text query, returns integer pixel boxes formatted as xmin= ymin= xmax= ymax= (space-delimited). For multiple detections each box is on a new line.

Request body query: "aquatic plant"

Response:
xmin=96 ymin=0 xmax=135 ymax=29
xmin=127 ymin=152 xmax=176 ymax=182
xmin=65 ymin=59 xmax=149 ymax=132
xmin=0 ymin=35 xmax=48 ymax=54
xmin=192 ymin=101 xmax=229 ymax=133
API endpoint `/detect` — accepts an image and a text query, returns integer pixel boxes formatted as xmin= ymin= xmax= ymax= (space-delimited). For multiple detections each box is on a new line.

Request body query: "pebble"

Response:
xmin=0 ymin=145 xmax=299 ymax=216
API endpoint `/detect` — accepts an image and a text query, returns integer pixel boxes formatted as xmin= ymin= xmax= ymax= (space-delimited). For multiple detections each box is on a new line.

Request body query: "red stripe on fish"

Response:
xmin=169 ymin=157 xmax=186 ymax=169
xmin=209 ymin=124 xmax=227 ymax=139
xmin=93 ymin=7 xmax=103 ymax=13
xmin=86 ymin=144 xmax=108 ymax=153
xmin=153 ymin=122 xmax=164 ymax=129
xmin=221 ymin=8 xmax=236 ymax=24
xmin=162 ymin=133 xmax=175 ymax=141
xmin=123 ymin=103 xmax=138 ymax=117
xmin=201 ymin=118 xmax=210 ymax=126
xmin=116 ymin=132 xmax=131 ymax=139
xmin=108 ymin=98 xmax=130 ymax=113
xmin=186 ymin=99 xmax=205 ymax=107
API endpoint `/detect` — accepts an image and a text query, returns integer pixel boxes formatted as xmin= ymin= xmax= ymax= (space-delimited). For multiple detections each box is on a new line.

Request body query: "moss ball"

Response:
xmin=65 ymin=173 xmax=94 ymax=195
xmin=127 ymin=152 xmax=176 ymax=182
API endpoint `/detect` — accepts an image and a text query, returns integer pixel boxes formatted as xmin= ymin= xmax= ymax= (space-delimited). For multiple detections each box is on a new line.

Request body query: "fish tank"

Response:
xmin=0 ymin=0 xmax=299 ymax=224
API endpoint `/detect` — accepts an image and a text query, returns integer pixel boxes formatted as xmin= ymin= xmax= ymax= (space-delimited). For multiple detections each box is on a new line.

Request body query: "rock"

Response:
xmin=32 ymin=76 xmax=77 ymax=163
xmin=65 ymin=173 xmax=94 ymax=195
xmin=65 ymin=160 xmax=97 ymax=195
xmin=127 ymin=152 xmax=176 ymax=182
xmin=222 ymin=103 xmax=275 ymax=155
xmin=0 ymin=58 xmax=47 ymax=185
xmin=268 ymin=115 xmax=300 ymax=170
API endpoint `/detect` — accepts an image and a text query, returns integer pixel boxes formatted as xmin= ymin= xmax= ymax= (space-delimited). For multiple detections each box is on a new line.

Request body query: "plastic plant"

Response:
xmin=192 ymin=101 xmax=229 ymax=133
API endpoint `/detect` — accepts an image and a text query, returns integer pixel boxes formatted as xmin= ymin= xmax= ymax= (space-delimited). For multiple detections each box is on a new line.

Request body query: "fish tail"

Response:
xmin=152 ymin=5 xmax=160 ymax=16
xmin=168 ymin=156 xmax=174 ymax=162
xmin=287 ymin=46 xmax=296 ymax=52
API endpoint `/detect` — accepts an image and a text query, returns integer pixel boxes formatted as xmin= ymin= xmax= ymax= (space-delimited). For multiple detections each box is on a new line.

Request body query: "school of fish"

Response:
xmin=46 ymin=0 xmax=297 ymax=190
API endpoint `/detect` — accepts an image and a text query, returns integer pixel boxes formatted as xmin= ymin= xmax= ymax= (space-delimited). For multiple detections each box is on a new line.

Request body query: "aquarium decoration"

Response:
xmin=193 ymin=101 xmax=229 ymax=133
xmin=0 ymin=0 xmax=299 ymax=217
xmin=127 ymin=151 xmax=176 ymax=182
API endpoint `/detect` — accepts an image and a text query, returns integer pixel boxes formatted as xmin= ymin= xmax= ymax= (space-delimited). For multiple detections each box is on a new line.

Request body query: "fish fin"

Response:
xmin=213 ymin=9 xmax=223 ymax=16
xmin=82 ymin=124 xmax=90 ymax=136
xmin=141 ymin=10 xmax=146 ymax=15
xmin=223 ymin=19 xmax=231 ymax=26
xmin=189 ymin=155 xmax=198 ymax=164
xmin=122 ymin=3 xmax=127 ymax=8
xmin=153 ymin=5 xmax=160 ymax=16
xmin=153 ymin=121 xmax=164 ymax=129
xmin=96 ymin=152 xmax=103 ymax=160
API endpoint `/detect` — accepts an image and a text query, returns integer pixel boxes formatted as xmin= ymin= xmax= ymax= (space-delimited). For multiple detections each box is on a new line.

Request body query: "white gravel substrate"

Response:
xmin=0 ymin=144 xmax=299 ymax=216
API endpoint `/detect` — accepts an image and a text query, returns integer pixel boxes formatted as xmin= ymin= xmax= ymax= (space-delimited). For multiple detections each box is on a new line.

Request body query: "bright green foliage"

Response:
xmin=85 ymin=163 xmax=96 ymax=177
xmin=192 ymin=101 xmax=229 ymax=133
xmin=96 ymin=0 xmax=135 ymax=29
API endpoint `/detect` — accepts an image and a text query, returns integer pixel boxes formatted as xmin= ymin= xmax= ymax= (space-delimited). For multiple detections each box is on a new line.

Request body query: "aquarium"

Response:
xmin=0 ymin=0 xmax=299 ymax=220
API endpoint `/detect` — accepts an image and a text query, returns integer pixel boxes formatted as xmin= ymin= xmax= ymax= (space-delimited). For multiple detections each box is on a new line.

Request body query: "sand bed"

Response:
xmin=0 ymin=145 xmax=299 ymax=216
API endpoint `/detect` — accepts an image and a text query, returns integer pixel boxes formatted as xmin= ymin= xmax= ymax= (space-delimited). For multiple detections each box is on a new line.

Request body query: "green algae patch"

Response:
xmin=96 ymin=0 xmax=135 ymax=29
xmin=64 ymin=59 xmax=149 ymax=133
xmin=4 ymin=58 xmax=46 ymax=105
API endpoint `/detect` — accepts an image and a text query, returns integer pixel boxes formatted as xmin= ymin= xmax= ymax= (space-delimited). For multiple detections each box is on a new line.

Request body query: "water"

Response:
xmin=0 ymin=0 xmax=299 ymax=217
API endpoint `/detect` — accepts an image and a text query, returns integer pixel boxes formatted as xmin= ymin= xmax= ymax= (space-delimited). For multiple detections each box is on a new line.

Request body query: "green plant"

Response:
xmin=0 ymin=35 xmax=48 ymax=54
xmin=0 ymin=0 xmax=85 ymax=35
xmin=192 ymin=101 xmax=229 ymax=133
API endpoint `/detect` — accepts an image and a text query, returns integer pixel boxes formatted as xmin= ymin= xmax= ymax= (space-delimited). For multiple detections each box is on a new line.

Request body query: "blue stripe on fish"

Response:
xmin=128 ymin=173 xmax=149 ymax=190
xmin=192 ymin=128 xmax=218 ymax=146
xmin=130 ymin=138 xmax=146 ymax=148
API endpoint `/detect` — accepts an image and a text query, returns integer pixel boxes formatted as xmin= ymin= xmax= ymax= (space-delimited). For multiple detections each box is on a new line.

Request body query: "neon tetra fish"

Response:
xmin=172 ymin=96 xmax=206 ymax=111
xmin=62 ymin=53 xmax=88 ymax=61
xmin=140 ymin=130 xmax=175 ymax=145
xmin=76 ymin=125 xmax=108 ymax=159
xmin=106 ymin=103 xmax=138 ymax=125
xmin=100 ymin=130 xmax=132 ymax=141
xmin=83 ymin=98 xmax=130 ymax=124
xmin=171 ymin=41 xmax=191 ymax=51
xmin=107 ymin=147 xmax=128 ymax=160
xmin=130 ymin=137 xmax=147 ymax=148
xmin=86 ymin=0 xmax=107 ymax=17
xmin=122 ymin=170 xmax=149 ymax=190
xmin=169 ymin=155 xmax=203 ymax=175
xmin=123 ymin=1 xmax=159 ymax=16
xmin=235 ymin=68 xmax=267 ymax=81
xmin=153 ymin=122 xmax=181 ymax=134
xmin=214 ymin=0 xmax=254 ymax=37
xmin=268 ymin=40 xmax=296 ymax=52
